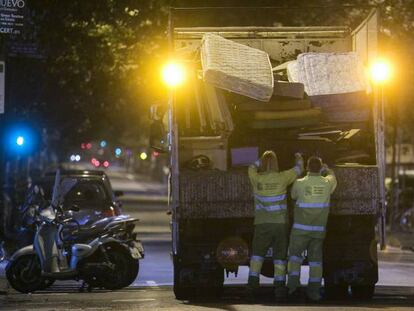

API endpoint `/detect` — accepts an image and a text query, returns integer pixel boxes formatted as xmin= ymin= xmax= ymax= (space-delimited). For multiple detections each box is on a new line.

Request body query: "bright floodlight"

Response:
xmin=371 ymin=59 xmax=392 ymax=84
xmin=140 ymin=152 xmax=148 ymax=160
xmin=16 ymin=136 xmax=24 ymax=146
xmin=162 ymin=62 xmax=185 ymax=87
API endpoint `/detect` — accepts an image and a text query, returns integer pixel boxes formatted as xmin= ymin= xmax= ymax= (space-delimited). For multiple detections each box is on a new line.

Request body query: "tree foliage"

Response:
xmin=28 ymin=0 xmax=170 ymax=150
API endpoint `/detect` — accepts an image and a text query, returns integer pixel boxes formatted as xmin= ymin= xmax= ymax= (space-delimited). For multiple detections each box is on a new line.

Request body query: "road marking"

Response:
xmin=146 ymin=280 xmax=158 ymax=286
xmin=23 ymin=301 xmax=71 ymax=305
xmin=375 ymin=295 xmax=408 ymax=300
xmin=33 ymin=293 xmax=69 ymax=296
xmin=112 ymin=298 xmax=156 ymax=303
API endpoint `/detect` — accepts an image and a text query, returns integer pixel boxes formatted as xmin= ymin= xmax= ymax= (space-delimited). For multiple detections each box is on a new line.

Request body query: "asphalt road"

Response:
xmin=1 ymin=198 xmax=414 ymax=310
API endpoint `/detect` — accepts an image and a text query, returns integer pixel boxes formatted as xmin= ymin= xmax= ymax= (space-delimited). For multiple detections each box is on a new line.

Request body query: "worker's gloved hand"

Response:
xmin=320 ymin=164 xmax=329 ymax=174
xmin=294 ymin=153 xmax=304 ymax=175
xmin=294 ymin=153 xmax=303 ymax=161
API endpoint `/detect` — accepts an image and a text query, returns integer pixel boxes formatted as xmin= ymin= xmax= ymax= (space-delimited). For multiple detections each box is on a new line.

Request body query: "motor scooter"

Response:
xmin=6 ymin=171 xmax=144 ymax=293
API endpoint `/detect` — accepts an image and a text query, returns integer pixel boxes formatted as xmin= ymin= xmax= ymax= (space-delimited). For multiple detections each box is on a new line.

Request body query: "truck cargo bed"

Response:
xmin=179 ymin=165 xmax=378 ymax=218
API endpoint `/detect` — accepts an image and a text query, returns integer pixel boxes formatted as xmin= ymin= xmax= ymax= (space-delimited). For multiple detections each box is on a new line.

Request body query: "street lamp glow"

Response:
xmin=16 ymin=136 xmax=24 ymax=146
xmin=370 ymin=59 xmax=392 ymax=84
xmin=162 ymin=62 xmax=185 ymax=87
xmin=140 ymin=152 xmax=148 ymax=160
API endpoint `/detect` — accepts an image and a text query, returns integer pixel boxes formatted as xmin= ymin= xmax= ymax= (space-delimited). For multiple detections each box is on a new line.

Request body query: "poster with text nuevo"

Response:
xmin=0 ymin=0 xmax=26 ymax=35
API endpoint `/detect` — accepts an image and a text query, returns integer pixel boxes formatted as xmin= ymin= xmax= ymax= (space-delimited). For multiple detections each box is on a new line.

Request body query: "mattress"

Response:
xmin=251 ymin=108 xmax=321 ymax=120
xmin=287 ymin=61 xmax=300 ymax=83
xmin=236 ymin=99 xmax=311 ymax=112
xmin=248 ymin=117 xmax=321 ymax=129
xmin=201 ymin=33 xmax=274 ymax=102
xmin=273 ymin=81 xmax=304 ymax=99
xmin=289 ymin=52 xmax=367 ymax=96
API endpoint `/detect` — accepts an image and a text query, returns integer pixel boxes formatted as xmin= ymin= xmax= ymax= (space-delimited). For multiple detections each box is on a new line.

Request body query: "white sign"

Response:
xmin=0 ymin=61 xmax=4 ymax=114
xmin=0 ymin=0 xmax=26 ymax=35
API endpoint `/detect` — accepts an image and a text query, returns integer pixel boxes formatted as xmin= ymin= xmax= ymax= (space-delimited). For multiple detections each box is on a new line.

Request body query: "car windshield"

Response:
xmin=64 ymin=181 xmax=108 ymax=203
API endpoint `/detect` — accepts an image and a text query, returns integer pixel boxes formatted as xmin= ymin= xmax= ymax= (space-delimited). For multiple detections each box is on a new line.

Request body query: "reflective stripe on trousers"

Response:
xmin=309 ymin=261 xmax=323 ymax=285
xmin=249 ymin=255 xmax=264 ymax=278
xmin=297 ymin=202 xmax=329 ymax=208
xmin=292 ymin=223 xmax=325 ymax=232
xmin=273 ymin=259 xmax=287 ymax=283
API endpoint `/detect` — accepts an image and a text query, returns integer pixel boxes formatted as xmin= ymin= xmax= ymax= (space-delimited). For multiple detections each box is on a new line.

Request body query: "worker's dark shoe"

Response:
xmin=274 ymin=286 xmax=288 ymax=303
xmin=306 ymin=294 xmax=322 ymax=303
xmin=288 ymin=288 xmax=304 ymax=302
xmin=307 ymin=287 xmax=322 ymax=303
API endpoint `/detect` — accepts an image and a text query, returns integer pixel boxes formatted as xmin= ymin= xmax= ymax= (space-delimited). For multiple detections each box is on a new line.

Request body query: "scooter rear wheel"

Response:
xmin=101 ymin=245 xmax=139 ymax=290
xmin=6 ymin=255 xmax=43 ymax=293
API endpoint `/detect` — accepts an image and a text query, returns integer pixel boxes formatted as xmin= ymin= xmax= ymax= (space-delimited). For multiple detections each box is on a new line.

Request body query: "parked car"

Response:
xmin=40 ymin=170 xmax=124 ymax=224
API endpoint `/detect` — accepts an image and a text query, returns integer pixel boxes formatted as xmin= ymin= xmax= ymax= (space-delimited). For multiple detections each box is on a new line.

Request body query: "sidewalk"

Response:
xmin=386 ymin=230 xmax=414 ymax=251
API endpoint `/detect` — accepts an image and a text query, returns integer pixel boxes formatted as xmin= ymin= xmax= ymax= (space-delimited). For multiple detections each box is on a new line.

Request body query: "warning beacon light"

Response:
xmin=162 ymin=62 xmax=186 ymax=88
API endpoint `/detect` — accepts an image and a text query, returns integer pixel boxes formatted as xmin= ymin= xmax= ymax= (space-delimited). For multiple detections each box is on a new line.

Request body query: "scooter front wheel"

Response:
xmin=6 ymin=254 xmax=44 ymax=293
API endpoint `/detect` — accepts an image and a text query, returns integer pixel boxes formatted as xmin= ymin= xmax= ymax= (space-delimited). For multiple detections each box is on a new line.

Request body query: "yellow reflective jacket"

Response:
xmin=291 ymin=169 xmax=337 ymax=238
xmin=249 ymin=164 xmax=302 ymax=225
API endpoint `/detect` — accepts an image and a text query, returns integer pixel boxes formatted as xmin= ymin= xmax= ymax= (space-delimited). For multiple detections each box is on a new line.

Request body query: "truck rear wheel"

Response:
xmin=351 ymin=284 xmax=375 ymax=300
xmin=198 ymin=266 xmax=224 ymax=298
xmin=173 ymin=259 xmax=224 ymax=300
xmin=173 ymin=262 xmax=196 ymax=300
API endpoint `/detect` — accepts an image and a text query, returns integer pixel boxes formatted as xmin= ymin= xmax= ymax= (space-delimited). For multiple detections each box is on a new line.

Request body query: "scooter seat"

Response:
xmin=72 ymin=225 xmax=107 ymax=240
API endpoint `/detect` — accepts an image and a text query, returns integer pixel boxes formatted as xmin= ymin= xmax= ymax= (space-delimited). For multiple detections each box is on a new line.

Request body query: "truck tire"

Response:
xmin=324 ymin=283 xmax=349 ymax=300
xmin=173 ymin=259 xmax=224 ymax=300
xmin=173 ymin=261 xmax=196 ymax=300
xmin=197 ymin=266 xmax=224 ymax=298
xmin=351 ymin=284 xmax=375 ymax=300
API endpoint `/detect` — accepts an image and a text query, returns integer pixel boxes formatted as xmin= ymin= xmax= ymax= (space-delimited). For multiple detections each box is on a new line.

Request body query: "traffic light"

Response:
xmin=16 ymin=136 xmax=24 ymax=146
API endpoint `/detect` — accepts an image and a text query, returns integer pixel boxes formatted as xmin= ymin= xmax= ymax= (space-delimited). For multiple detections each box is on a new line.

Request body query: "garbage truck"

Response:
xmin=150 ymin=7 xmax=385 ymax=300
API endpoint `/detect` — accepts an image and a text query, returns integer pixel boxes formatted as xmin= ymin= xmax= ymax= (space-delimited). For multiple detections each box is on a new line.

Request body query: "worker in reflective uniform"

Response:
xmin=247 ymin=151 xmax=303 ymax=301
xmin=287 ymin=156 xmax=337 ymax=302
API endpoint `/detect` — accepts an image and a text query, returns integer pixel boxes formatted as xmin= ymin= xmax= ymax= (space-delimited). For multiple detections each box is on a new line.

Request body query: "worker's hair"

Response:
xmin=258 ymin=150 xmax=279 ymax=173
xmin=307 ymin=156 xmax=323 ymax=173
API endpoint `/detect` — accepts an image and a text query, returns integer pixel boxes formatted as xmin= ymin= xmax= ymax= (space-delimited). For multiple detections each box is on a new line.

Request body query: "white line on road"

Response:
xmin=374 ymin=295 xmax=408 ymax=300
xmin=23 ymin=301 xmax=71 ymax=305
xmin=112 ymin=298 xmax=156 ymax=303
xmin=33 ymin=293 xmax=69 ymax=296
